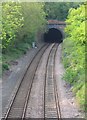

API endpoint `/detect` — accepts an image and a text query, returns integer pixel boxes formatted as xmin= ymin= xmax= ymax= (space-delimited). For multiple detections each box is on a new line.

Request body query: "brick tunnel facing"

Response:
xmin=44 ymin=28 xmax=64 ymax=43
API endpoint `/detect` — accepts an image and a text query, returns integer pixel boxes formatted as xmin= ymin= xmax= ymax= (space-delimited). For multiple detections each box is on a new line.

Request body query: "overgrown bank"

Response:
xmin=0 ymin=2 xmax=47 ymax=73
xmin=1 ymin=2 xmax=82 ymax=75
xmin=62 ymin=3 xmax=86 ymax=111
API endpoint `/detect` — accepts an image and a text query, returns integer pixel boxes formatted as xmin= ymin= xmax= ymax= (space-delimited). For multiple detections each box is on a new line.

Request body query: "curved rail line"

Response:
xmin=44 ymin=43 xmax=62 ymax=119
xmin=3 ymin=44 xmax=50 ymax=119
xmin=53 ymin=44 xmax=62 ymax=119
xmin=3 ymin=43 xmax=62 ymax=119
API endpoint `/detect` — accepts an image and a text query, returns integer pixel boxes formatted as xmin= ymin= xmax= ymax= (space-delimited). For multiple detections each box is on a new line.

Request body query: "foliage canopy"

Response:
xmin=44 ymin=2 xmax=82 ymax=20
xmin=0 ymin=2 xmax=47 ymax=52
xmin=63 ymin=3 xmax=86 ymax=110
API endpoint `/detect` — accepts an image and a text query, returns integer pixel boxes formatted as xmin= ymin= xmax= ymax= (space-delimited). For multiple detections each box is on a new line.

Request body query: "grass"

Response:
xmin=2 ymin=42 xmax=31 ymax=73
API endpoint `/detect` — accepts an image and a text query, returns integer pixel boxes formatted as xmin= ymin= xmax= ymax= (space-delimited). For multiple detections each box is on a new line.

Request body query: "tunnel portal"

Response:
xmin=44 ymin=28 xmax=64 ymax=43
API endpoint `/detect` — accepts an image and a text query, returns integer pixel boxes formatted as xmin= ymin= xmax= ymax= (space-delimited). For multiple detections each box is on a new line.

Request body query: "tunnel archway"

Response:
xmin=44 ymin=28 xmax=64 ymax=43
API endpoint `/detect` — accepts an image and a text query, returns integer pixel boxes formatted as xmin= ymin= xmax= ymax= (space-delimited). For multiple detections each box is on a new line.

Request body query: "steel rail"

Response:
xmin=3 ymin=43 xmax=62 ymax=120
xmin=44 ymin=43 xmax=62 ymax=119
xmin=53 ymin=44 xmax=62 ymax=120
xmin=21 ymin=44 xmax=51 ymax=119
xmin=44 ymin=44 xmax=57 ymax=119
xmin=3 ymin=44 xmax=49 ymax=120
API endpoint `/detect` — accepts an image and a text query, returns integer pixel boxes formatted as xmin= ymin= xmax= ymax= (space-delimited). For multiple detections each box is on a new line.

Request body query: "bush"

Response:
xmin=62 ymin=3 xmax=86 ymax=111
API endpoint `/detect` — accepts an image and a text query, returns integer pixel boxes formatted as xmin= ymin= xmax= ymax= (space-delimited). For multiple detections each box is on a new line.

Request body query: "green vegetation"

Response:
xmin=0 ymin=2 xmax=47 ymax=74
xmin=44 ymin=2 xmax=82 ymax=21
xmin=1 ymin=2 xmax=23 ymax=51
xmin=62 ymin=3 xmax=86 ymax=111
xmin=2 ymin=41 xmax=31 ymax=72
xmin=1 ymin=2 xmax=83 ymax=75
xmin=0 ymin=1 xmax=86 ymax=114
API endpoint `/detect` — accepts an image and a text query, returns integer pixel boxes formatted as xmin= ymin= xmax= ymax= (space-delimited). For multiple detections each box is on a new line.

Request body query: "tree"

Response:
xmin=1 ymin=2 xmax=23 ymax=51
xmin=16 ymin=2 xmax=47 ymax=44
xmin=1 ymin=2 xmax=47 ymax=52
xmin=44 ymin=2 xmax=82 ymax=21
xmin=63 ymin=3 xmax=86 ymax=110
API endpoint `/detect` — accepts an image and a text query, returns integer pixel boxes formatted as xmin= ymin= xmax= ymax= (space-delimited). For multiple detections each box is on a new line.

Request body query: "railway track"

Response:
xmin=44 ymin=44 xmax=61 ymax=119
xmin=3 ymin=44 xmax=49 ymax=119
xmin=3 ymin=43 xmax=61 ymax=119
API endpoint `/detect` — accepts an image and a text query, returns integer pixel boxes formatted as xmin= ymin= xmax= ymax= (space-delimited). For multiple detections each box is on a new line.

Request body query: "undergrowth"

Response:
xmin=2 ymin=41 xmax=31 ymax=73
xmin=62 ymin=3 xmax=86 ymax=112
xmin=62 ymin=39 xmax=85 ymax=111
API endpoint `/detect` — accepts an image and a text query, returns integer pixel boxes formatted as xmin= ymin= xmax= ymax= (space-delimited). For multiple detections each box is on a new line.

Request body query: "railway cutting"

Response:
xmin=3 ymin=44 xmax=62 ymax=120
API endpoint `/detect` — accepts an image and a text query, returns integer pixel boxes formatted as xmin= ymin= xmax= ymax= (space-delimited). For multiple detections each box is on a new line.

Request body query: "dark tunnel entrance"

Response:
xmin=44 ymin=28 xmax=64 ymax=43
